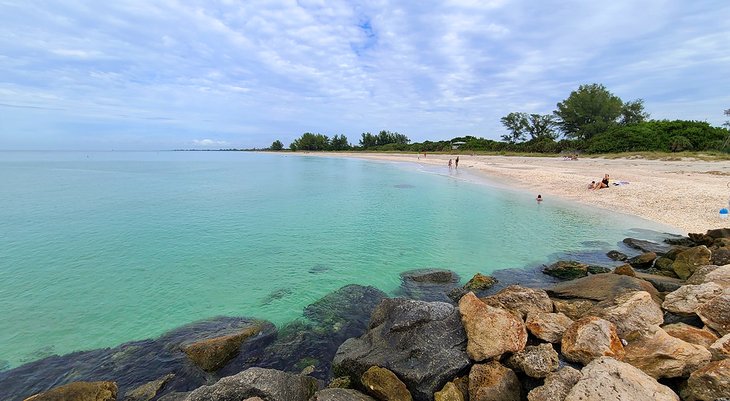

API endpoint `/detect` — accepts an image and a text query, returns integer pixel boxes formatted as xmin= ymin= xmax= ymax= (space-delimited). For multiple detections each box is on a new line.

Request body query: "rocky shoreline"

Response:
xmin=6 ymin=229 xmax=730 ymax=401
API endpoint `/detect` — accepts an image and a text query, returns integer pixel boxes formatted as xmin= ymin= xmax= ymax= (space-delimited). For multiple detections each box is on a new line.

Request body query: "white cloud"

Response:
xmin=193 ymin=139 xmax=229 ymax=147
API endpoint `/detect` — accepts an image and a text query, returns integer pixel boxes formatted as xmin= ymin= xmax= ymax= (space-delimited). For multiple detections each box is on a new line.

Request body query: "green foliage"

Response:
xmin=291 ymin=132 xmax=330 ymax=151
xmin=554 ymin=83 xmax=624 ymax=140
xmin=359 ymin=130 xmax=410 ymax=149
xmin=500 ymin=112 xmax=529 ymax=143
xmin=500 ymin=112 xmax=558 ymax=143
xmin=620 ymin=99 xmax=650 ymax=125
xmin=270 ymin=140 xmax=284 ymax=151
xmin=587 ymin=120 xmax=728 ymax=153
xmin=329 ymin=134 xmax=351 ymax=151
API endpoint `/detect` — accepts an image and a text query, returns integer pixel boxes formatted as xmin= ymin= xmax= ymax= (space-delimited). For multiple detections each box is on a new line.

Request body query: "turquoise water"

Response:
xmin=0 ymin=151 xmax=675 ymax=368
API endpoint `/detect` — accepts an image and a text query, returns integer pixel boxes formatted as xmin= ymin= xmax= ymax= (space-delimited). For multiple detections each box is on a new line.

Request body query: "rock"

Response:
xmin=663 ymin=323 xmax=719 ymax=349
xmin=361 ymin=366 xmax=412 ymax=401
xmin=591 ymin=291 xmax=664 ymax=337
xmin=673 ymin=246 xmax=712 ymax=279
xmin=587 ymin=265 xmax=611 ymax=274
xmin=543 ymin=261 xmax=588 ymax=280
xmin=400 ymin=269 xmax=458 ymax=284
xmin=468 ymin=361 xmax=520 ymax=401
xmin=665 ymin=236 xmax=695 ymax=247
xmin=185 ymin=367 xmax=318 ymax=401
xmin=333 ymin=298 xmax=470 ymax=401
xmin=613 ymin=264 xmax=635 ymax=276
xmin=123 ymin=374 xmax=175 ymax=401
xmin=628 ymin=252 xmax=657 ymax=269
xmin=686 ymin=264 xmax=720 ymax=284
xmin=682 ymin=359 xmax=730 ymax=401
xmin=704 ymin=264 xmax=730 ymax=288
xmin=689 ymin=233 xmax=715 ymax=246
xmin=696 ymin=290 xmax=730 ymax=335
xmin=564 ymin=357 xmax=679 ymax=401
xmin=527 ymin=367 xmax=581 ymax=401
xmin=548 ymin=273 xmax=659 ymax=302
xmin=158 ymin=393 xmax=189 ymax=401
xmin=662 ymin=282 xmax=724 ymax=315
xmin=244 ymin=398 xmax=264 ymax=401
xmin=623 ymin=327 xmax=712 ymax=378
xmin=505 ymin=343 xmax=559 ymax=378
xmin=24 ymin=381 xmax=118 ymax=401
xmin=480 ymin=285 xmax=553 ymax=319
xmin=433 ymin=382 xmax=464 ymax=401
xmin=634 ymin=272 xmax=683 ymax=292
xmin=463 ymin=273 xmax=497 ymax=291
xmin=310 ymin=388 xmax=377 ymax=401
xmin=525 ymin=312 xmax=573 ymax=343
xmin=706 ymin=228 xmax=730 ymax=239
xmin=654 ymin=256 xmax=675 ymax=272
xmin=183 ymin=323 xmax=265 ymax=372
xmin=327 ymin=377 xmax=353 ymax=389
xmin=712 ymin=249 xmax=730 ymax=266
xmin=710 ymin=334 xmax=730 ymax=360
xmin=561 ymin=316 xmax=625 ymax=365
xmin=303 ymin=285 xmax=388 ymax=329
xmin=623 ymin=238 xmax=672 ymax=255
xmin=458 ymin=292 xmax=527 ymax=361
xmin=606 ymin=250 xmax=628 ymax=261
xmin=552 ymin=299 xmax=595 ymax=320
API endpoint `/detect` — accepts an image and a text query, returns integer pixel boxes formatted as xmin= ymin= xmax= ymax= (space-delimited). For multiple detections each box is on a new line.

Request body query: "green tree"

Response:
xmin=359 ymin=130 xmax=410 ymax=149
xmin=500 ymin=112 xmax=529 ymax=143
xmin=724 ymin=108 xmax=730 ymax=129
xmin=620 ymin=99 xmax=650 ymax=125
xmin=526 ymin=114 xmax=558 ymax=140
xmin=270 ymin=140 xmax=284 ymax=151
xmin=291 ymin=132 xmax=329 ymax=151
xmin=554 ymin=83 xmax=624 ymax=140
xmin=329 ymin=134 xmax=350 ymax=151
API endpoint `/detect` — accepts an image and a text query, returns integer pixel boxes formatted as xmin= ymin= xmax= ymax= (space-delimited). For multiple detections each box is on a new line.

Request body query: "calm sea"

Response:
xmin=0 ymin=151 xmax=676 ymax=369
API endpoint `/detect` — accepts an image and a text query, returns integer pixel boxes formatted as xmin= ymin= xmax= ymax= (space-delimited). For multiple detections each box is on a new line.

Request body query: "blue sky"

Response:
xmin=1 ymin=0 xmax=728 ymax=150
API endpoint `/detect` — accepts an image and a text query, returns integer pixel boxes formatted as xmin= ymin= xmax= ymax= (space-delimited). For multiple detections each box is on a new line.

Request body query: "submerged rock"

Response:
xmin=185 ymin=367 xmax=318 ymax=401
xmin=400 ymin=269 xmax=459 ymax=284
xmin=124 ymin=374 xmax=175 ymax=401
xmin=333 ymin=298 xmax=469 ymax=401
xmin=396 ymin=269 xmax=460 ymax=302
xmin=543 ymin=261 xmax=588 ymax=280
xmin=183 ymin=323 xmax=266 ymax=372
xmin=463 ymin=273 xmax=497 ymax=292
xmin=622 ymin=238 xmax=672 ymax=255
xmin=25 ymin=381 xmax=117 ymax=401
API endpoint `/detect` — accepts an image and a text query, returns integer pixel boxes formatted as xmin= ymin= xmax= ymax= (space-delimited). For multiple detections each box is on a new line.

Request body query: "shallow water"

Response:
xmin=0 ymin=151 xmax=677 ymax=369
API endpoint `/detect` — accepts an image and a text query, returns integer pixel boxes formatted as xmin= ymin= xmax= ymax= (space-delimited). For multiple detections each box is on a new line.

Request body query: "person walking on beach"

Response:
xmin=448 ymin=159 xmax=453 ymax=169
xmin=455 ymin=156 xmax=459 ymax=169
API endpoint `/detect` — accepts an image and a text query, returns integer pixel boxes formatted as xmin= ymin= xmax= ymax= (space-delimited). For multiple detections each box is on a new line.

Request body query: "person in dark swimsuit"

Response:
xmin=594 ymin=174 xmax=610 ymax=189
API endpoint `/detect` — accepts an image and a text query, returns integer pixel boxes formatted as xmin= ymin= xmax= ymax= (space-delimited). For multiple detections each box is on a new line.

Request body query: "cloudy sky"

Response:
xmin=1 ymin=0 xmax=728 ymax=150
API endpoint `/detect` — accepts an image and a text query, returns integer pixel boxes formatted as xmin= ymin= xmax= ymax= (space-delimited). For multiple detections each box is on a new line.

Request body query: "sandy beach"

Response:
xmin=305 ymin=152 xmax=730 ymax=234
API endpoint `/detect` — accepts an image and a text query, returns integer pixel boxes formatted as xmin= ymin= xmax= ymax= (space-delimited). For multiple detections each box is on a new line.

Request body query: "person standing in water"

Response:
xmin=455 ymin=156 xmax=459 ymax=169
xmin=448 ymin=159 xmax=453 ymax=169
xmin=536 ymin=194 xmax=543 ymax=203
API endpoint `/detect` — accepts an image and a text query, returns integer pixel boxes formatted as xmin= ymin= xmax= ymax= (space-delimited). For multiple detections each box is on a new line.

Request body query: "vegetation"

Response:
xmin=270 ymin=140 xmax=284 ymax=151
xmin=281 ymin=85 xmax=728 ymax=155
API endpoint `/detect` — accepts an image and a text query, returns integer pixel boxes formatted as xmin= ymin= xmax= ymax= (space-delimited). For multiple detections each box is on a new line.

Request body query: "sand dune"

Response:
xmin=307 ymin=152 xmax=730 ymax=234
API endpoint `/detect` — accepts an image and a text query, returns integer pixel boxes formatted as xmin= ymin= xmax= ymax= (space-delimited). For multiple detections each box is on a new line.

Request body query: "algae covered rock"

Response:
xmin=561 ymin=316 xmax=625 ymax=365
xmin=627 ymin=252 xmax=657 ymax=269
xmin=24 ymin=381 xmax=117 ymax=401
xmin=458 ymin=292 xmax=527 ymax=361
xmin=433 ymin=382 xmax=464 ymax=401
xmin=462 ymin=273 xmax=497 ymax=291
xmin=543 ymin=261 xmax=588 ymax=280
xmin=673 ymin=246 xmax=712 ymax=279
xmin=185 ymin=367 xmax=318 ymax=401
xmin=468 ymin=361 xmax=520 ymax=401
xmin=183 ymin=323 xmax=265 ymax=372
xmin=361 ymin=366 xmax=412 ymax=401
xmin=123 ymin=374 xmax=175 ymax=401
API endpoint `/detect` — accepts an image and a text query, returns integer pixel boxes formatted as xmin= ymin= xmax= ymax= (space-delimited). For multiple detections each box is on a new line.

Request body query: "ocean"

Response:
xmin=0 ymin=151 xmax=676 ymax=369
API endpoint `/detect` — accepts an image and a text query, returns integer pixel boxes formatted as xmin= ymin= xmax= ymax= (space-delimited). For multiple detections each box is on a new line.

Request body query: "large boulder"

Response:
xmin=525 ymin=312 xmax=573 ymax=343
xmin=400 ymin=269 xmax=458 ymax=284
xmin=183 ymin=323 xmax=266 ymax=372
xmin=543 ymin=261 xmax=588 ymax=280
xmin=710 ymin=334 xmax=730 ymax=360
xmin=663 ymin=323 xmax=719 ymax=349
xmin=682 ymin=359 xmax=730 ymax=401
xmin=564 ymin=357 xmax=679 ymax=401
xmin=634 ymin=272 xmax=683 ymax=292
xmin=360 ymin=366 xmax=412 ymax=401
xmin=696 ymin=290 xmax=730 ymax=335
xmin=309 ymin=388 xmax=377 ymax=401
xmin=561 ymin=317 xmax=625 ymax=365
xmin=662 ymin=282 xmax=725 ymax=315
xmin=704 ymin=264 xmax=730 ymax=288
xmin=185 ymin=367 xmax=318 ymax=401
xmin=706 ymin=228 xmax=730 ymax=239
xmin=622 ymin=238 xmax=672 ymax=255
xmin=613 ymin=264 xmax=635 ymax=277
xmin=673 ymin=246 xmax=712 ymax=279
xmin=526 ymin=367 xmax=581 ymax=401
xmin=590 ymin=291 xmax=663 ymax=337
xmin=505 ymin=343 xmax=559 ymax=378
xmin=686 ymin=265 xmax=720 ymax=284
xmin=547 ymin=273 xmax=659 ymax=303
xmin=480 ymin=285 xmax=553 ymax=319
xmin=711 ymin=248 xmax=730 ymax=265
xmin=24 ymin=381 xmax=117 ymax=401
xmin=433 ymin=382 xmax=463 ymax=401
xmin=458 ymin=292 xmax=527 ymax=361
xmin=623 ymin=327 xmax=712 ymax=378
xmin=333 ymin=298 xmax=470 ymax=401
xmin=468 ymin=361 xmax=520 ymax=401
xmin=552 ymin=299 xmax=595 ymax=320
xmin=628 ymin=252 xmax=657 ymax=270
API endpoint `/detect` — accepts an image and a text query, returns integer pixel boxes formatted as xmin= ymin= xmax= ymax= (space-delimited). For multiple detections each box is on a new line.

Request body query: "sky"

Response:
xmin=0 ymin=0 xmax=729 ymax=150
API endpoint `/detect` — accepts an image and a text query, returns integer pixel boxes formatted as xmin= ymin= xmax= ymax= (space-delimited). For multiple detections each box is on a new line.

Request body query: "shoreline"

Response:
xmin=298 ymin=152 xmax=730 ymax=234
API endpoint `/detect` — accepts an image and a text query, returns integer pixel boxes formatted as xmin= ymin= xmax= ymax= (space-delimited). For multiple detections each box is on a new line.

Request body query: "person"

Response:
xmin=455 ymin=156 xmax=459 ymax=169
xmin=593 ymin=174 xmax=610 ymax=190
xmin=588 ymin=180 xmax=596 ymax=189
xmin=448 ymin=159 xmax=453 ymax=169
xmin=536 ymin=194 xmax=543 ymax=202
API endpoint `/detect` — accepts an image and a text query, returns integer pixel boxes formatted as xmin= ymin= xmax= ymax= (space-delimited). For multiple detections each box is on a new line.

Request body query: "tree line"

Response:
xmin=269 ymin=83 xmax=729 ymax=154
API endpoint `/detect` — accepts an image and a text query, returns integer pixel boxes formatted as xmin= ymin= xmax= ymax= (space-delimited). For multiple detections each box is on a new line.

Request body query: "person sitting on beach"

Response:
xmin=593 ymin=174 xmax=610 ymax=190
xmin=588 ymin=180 xmax=596 ymax=189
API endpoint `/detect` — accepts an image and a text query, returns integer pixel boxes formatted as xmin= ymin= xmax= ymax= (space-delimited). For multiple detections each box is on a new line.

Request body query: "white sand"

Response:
xmin=302 ymin=152 xmax=730 ymax=234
